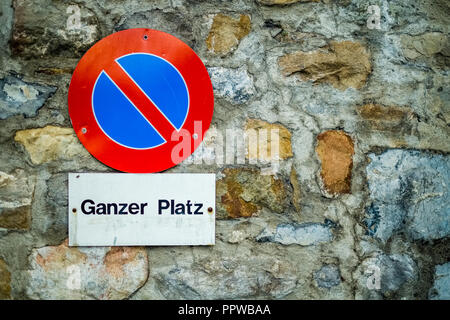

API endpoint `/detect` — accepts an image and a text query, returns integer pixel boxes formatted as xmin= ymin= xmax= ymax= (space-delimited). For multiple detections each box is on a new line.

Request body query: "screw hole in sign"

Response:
xmin=68 ymin=28 xmax=214 ymax=173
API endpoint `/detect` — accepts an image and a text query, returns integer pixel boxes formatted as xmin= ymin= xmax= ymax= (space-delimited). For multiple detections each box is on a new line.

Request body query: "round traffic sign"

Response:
xmin=68 ymin=28 xmax=214 ymax=173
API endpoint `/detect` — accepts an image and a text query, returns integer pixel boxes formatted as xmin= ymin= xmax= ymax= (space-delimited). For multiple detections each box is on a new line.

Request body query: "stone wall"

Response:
xmin=0 ymin=0 xmax=449 ymax=300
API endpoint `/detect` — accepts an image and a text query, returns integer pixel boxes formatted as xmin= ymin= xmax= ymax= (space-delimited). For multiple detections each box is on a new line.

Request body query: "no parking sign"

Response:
xmin=68 ymin=29 xmax=216 ymax=246
xmin=68 ymin=28 xmax=214 ymax=173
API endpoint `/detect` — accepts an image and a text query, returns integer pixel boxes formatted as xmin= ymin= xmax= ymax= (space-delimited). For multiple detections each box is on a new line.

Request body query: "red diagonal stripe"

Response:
xmin=103 ymin=61 xmax=177 ymax=142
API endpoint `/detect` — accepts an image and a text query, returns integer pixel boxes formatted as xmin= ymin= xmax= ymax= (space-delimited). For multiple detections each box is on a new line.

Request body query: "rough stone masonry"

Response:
xmin=0 ymin=0 xmax=449 ymax=300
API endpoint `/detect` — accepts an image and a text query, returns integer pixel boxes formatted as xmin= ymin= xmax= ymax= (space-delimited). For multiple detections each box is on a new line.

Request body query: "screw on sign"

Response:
xmin=68 ymin=29 xmax=214 ymax=173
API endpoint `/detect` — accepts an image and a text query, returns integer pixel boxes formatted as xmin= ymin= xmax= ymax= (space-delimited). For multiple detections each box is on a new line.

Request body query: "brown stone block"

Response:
xmin=316 ymin=130 xmax=354 ymax=195
xmin=217 ymin=168 xmax=289 ymax=218
xmin=0 ymin=259 xmax=11 ymax=299
xmin=0 ymin=205 xmax=31 ymax=230
xmin=278 ymin=41 xmax=371 ymax=90
xmin=206 ymin=14 xmax=251 ymax=55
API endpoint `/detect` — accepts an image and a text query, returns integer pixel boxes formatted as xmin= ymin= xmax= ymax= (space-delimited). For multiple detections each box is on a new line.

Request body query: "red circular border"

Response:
xmin=68 ymin=28 xmax=214 ymax=173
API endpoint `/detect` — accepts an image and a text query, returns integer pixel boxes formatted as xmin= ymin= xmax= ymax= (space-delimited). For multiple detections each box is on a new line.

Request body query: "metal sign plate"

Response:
xmin=68 ymin=173 xmax=215 ymax=246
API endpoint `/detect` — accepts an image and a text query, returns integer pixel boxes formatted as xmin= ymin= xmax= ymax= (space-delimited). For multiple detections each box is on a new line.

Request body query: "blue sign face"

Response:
xmin=92 ymin=53 xmax=189 ymax=149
